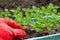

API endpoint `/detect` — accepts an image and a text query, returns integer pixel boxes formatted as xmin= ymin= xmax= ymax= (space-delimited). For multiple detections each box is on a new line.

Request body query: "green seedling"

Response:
xmin=0 ymin=3 xmax=59 ymax=32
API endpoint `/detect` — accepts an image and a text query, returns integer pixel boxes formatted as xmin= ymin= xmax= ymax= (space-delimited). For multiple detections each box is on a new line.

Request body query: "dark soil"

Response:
xmin=24 ymin=24 xmax=60 ymax=38
xmin=0 ymin=0 xmax=60 ymax=12
xmin=24 ymin=26 xmax=60 ymax=38
xmin=13 ymin=25 xmax=60 ymax=40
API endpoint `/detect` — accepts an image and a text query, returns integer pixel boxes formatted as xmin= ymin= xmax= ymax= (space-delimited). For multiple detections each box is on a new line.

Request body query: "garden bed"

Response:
xmin=11 ymin=3 xmax=60 ymax=40
xmin=0 ymin=0 xmax=60 ymax=40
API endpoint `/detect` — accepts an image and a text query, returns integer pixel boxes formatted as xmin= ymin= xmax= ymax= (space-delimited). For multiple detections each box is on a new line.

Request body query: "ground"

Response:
xmin=0 ymin=0 xmax=60 ymax=11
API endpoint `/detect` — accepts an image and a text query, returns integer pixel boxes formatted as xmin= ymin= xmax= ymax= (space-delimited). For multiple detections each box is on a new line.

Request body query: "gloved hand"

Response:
xmin=0 ymin=18 xmax=26 ymax=40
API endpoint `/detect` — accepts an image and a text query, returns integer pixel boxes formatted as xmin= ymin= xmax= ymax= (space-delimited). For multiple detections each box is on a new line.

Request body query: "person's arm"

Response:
xmin=0 ymin=18 xmax=24 ymax=30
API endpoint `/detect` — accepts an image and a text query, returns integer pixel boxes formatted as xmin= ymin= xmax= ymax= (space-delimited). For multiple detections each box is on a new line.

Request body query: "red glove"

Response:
xmin=0 ymin=18 xmax=26 ymax=40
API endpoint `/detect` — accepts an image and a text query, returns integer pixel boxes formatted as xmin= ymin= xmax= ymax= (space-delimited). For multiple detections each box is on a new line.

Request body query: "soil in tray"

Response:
xmin=0 ymin=0 xmax=60 ymax=12
xmin=13 ymin=25 xmax=60 ymax=40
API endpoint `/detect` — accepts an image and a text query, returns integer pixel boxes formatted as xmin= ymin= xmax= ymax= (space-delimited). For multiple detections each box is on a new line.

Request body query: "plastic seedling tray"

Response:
xmin=27 ymin=16 xmax=60 ymax=40
xmin=25 ymin=33 xmax=60 ymax=40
